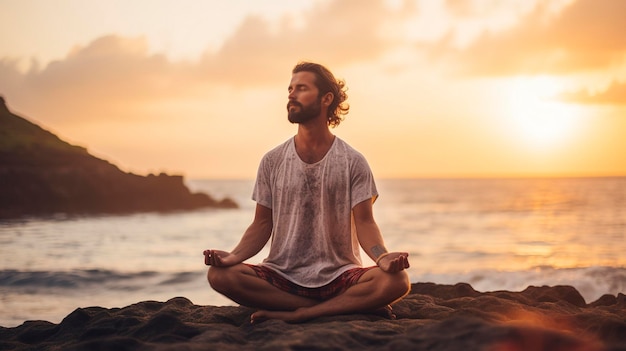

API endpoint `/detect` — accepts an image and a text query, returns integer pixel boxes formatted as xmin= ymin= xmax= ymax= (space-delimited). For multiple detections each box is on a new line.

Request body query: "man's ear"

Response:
xmin=322 ymin=92 xmax=334 ymax=106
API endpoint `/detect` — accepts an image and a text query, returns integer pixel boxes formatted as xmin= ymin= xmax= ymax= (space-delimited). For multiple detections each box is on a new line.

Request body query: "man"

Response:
xmin=204 ymin=62 xmax=410 ymax=323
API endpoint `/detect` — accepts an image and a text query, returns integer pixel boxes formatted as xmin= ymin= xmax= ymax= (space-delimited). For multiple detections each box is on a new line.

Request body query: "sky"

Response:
xmin=1 ymin=0 xmax=625 ymax=179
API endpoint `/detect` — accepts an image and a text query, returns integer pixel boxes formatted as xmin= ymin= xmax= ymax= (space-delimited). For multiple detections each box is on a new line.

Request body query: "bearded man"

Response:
xmin=204 ymin=62 xmax=410 ymax=323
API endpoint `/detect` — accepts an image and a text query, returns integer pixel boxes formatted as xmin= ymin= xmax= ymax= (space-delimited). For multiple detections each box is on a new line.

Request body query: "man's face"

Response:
xmin=287 ymin=71 xmax=322 ymax=124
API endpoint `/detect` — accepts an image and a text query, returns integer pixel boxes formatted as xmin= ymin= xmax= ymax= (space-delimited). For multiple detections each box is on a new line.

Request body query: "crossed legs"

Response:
xmin=207 ymin=264 xmax=410 ymax=323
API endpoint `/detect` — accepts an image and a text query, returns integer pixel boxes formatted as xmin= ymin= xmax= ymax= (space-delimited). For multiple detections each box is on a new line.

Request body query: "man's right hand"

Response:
xmin=203 ymin=249 xmax=237 ymax=267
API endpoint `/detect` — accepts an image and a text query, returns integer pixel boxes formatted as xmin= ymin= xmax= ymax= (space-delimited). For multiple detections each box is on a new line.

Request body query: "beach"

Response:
xmin=2 ymin=178 xmax=625 ymax=326
xmin=2 ymin=282 xmax=625 ymax=350
xmin=3 ymin=1 xmax=626 ymax=348
xmin=1 ymin=177 xmax=625 ymax=349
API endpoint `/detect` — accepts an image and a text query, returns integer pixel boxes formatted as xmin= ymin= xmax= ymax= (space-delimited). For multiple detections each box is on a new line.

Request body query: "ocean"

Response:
xmin=1 ymin=177 xmax=625 ymax=327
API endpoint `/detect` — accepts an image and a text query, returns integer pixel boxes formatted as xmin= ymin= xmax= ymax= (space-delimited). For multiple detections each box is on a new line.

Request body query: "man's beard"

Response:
xmin=287 ymin=99 xmax=322 ymax=124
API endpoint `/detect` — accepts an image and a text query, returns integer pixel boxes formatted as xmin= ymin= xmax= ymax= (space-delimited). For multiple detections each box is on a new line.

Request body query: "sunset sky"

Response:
xmin=1 ymin=0 xmax=625 ymax=179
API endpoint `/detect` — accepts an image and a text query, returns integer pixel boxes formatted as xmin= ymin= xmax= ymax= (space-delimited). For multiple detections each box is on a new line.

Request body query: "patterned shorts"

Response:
xmin=247 ymin=264 xmax=375 ymax=301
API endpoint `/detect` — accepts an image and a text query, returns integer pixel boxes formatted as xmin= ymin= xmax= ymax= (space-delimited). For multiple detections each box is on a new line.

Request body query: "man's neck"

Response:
xmin=294 ymin=120 xmax=335 ymax=164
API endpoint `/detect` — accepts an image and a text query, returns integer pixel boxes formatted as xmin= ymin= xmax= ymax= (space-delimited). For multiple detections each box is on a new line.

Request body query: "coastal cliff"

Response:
xmin=0 ymin=97 xmax=237 ymax=218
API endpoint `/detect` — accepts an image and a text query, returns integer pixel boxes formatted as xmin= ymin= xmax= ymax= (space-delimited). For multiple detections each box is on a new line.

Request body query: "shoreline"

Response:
xmin=2 ymin=265 xmax=626 ymax=328
xmin=2 ymin=282 xmax=624 ymax=351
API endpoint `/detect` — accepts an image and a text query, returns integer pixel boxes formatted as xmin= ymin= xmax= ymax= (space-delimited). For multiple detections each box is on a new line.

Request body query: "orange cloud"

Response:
xmin=0 ymin=35 xmax=190 ymax=123
xmin=444 ymin=0 xmax=626 ymax=75
xmin=0 ymin=0 xmax=397 ymax=125
xmin=445 ymin=0 xmax=525 ymax=18
xmin=198 ymin=0 xmax=394 ymax=86
xmin=557 ymin=80 xmax=626 ymax=104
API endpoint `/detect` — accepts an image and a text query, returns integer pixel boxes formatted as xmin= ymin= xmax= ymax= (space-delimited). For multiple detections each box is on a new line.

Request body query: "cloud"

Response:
xmin=445 ymin=0 xmax=527 ymax=18
xmin=557 ymin=80 xmax=626 ymax=104
xmin=198 ymin=0 xmax=395 ymax=86
xmin=0 ymin=35 xmax=191 ymax=122
xmin=0 ymin=0 xmax=397 ymax=124
xmin=443 ymin=0 xmax=626 ymax=75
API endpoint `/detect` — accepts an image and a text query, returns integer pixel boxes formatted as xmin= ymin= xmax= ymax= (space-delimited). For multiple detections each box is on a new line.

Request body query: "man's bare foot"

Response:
xmin=370 ymin=305 xmax=396 ymax=319
xmin=250 ymin=308 xmax=307 ymax=324
xmin=250 ymin=305 xmax=395 ymax=324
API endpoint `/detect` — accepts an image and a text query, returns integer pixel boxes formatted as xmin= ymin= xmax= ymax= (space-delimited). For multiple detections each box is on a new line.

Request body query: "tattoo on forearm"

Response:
xmin=371 ymin=245 xmax=387 ymax=258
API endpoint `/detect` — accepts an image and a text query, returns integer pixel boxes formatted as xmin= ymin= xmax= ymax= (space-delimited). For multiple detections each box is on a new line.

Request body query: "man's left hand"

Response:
xmin=378 ymin=252 xmax=410 ymax=273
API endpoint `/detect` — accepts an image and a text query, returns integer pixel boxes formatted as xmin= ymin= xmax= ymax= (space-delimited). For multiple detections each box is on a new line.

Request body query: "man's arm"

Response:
xmin=204 ymin=203 xmax=273 ymax=267
xmin=353 ymin=199 xmax=409 ymax=273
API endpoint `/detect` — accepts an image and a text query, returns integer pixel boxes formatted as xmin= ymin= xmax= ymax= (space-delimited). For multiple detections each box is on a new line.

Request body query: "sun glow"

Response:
xmin=503 ymin=77 xmax=584 ymax=151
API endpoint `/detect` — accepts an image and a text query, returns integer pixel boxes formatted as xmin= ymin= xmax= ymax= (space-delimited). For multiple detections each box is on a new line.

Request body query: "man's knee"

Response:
xmin=207 ymin=266 xmax=232 ymax=293
xmin=385 ymin=270 xmax=411 ymax=300
xmin=207 ymin=264 xmax=253 ymax=295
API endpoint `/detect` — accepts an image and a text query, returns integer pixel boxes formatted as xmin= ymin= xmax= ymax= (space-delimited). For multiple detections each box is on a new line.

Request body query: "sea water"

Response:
xmin=1 ymin=177 xmax=625 ymax=327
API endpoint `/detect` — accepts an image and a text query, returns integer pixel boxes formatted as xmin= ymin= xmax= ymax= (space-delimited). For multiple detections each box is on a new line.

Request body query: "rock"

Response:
xmin=1 ymin=283 xmax=624 ymax=350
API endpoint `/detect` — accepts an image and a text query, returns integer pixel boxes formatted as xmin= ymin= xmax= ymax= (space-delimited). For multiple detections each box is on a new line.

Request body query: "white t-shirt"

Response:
xmin=252 ymin=136 xmax=378 ymax=287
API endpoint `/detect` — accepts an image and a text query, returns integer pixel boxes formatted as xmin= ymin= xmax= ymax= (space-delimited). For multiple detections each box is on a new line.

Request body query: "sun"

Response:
xmin=502 ymin=76 xmax=584 ymax=151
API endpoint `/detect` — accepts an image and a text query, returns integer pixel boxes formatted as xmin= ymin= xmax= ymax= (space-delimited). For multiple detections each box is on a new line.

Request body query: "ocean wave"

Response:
xmin=3 ymin=266 xmax=625 ymax=304
xmin=0 ymin=269 xmax=199 ymax=290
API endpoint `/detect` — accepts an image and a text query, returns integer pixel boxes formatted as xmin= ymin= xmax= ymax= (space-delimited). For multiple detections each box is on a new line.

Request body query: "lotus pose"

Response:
xmin=204 ymin=62 xmax=410 ymax=323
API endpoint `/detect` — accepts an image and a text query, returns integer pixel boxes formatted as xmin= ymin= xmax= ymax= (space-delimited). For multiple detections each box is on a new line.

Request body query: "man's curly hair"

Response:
xmin=292 ymin=62 xmax=349 ymax=128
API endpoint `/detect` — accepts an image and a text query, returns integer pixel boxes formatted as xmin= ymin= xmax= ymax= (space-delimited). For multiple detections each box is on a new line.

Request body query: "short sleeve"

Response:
xmin=252 ymin=155 xmax=273 ymax=209
xmin=350 ymin=152 xmax=378 ymax=208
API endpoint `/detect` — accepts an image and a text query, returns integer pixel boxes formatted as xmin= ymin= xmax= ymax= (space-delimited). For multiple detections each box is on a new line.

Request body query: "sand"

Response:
xmin=1 ymin=283 xmax=625 ymax=351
